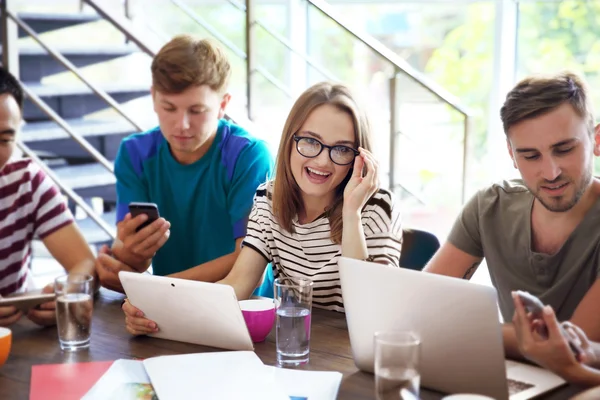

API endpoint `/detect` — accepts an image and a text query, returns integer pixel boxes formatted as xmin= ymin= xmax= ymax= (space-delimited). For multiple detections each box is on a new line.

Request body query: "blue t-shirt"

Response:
xmin=114 ymin=119 xmax=273 ymax=276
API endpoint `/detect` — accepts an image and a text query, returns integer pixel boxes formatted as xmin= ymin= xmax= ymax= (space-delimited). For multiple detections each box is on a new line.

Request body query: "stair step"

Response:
xmin=21 ymin=117 xmax=151 ymax=165
xmin=25 ymin=82 xmax=149 ymax=97
xmin=16 ymin=12 xmax=100 ymax=38
xmin=17 ymin=44 xmax=138 ymax=57
xmin=21 ymin=118 xmax=143 ymax=141
xmin=53 ymin=162 xmax=115 ymax=190
xmin=4 ymin=45 xmax=140 ymax=82
xmin=49 ymin=162 xmax=117 ymax=205
xmin=23 ymin=82 xmax=150 ymax=121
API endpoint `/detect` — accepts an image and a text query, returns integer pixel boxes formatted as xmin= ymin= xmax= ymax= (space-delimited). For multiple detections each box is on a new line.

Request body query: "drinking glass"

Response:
xmin=55 ymin=274 xmax=94 ymax=351
xmin=374 ymin=331 xmax=421 ymax=400
xmin=274 ymin=276 xmax=313 ymax=366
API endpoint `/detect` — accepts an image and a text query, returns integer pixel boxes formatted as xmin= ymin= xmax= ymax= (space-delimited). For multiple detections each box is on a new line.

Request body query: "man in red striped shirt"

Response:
xmin=0 ymin=67 xmax=95 ymax=327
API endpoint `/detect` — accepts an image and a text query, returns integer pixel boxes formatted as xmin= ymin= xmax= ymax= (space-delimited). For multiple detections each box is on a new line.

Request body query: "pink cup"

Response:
xmin=239 ymin=299 xmax=276 ymax=343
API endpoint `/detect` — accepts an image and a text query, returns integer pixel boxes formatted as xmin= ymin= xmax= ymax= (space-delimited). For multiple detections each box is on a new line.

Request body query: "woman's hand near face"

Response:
xmin=343 ymin=148 xmax=379 ymax=216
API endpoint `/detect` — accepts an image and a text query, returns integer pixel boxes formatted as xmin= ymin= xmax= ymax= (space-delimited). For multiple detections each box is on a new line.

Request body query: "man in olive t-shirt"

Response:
xmin=424 ymin=71 xmax=600 ymax=360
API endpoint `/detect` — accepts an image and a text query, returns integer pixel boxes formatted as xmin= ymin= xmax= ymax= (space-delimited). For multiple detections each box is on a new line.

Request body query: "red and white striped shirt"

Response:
xmin=0 ymin=159 xmax=73 ymax=296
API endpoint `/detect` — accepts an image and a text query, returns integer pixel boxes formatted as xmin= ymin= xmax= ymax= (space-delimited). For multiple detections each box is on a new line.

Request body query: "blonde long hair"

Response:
xmin=272 ymin=82 xmax=373 ymax=244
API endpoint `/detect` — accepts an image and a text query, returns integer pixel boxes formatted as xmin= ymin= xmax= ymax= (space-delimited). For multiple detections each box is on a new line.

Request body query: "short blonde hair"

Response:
xmin=151 ymin=35 xmax=231 ymax=94
xmin=272 ymin=82 xmax=372 ymax=244
xmin=500 ymin=71 xmax=595 ymax=135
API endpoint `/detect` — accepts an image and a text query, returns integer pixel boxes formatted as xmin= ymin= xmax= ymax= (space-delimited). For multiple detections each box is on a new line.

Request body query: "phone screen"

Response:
xmin=129 ymin=203 xmax=160 ymax=232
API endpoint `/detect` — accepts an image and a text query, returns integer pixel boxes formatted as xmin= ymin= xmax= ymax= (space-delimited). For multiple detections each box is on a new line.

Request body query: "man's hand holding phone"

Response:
xmin=512 ymin=291 xmax=593 ymax=378
xmin=514 ymin=290 xmax=582 ymax=356
xmin=111 ymin=203 xmax=171 ymax=272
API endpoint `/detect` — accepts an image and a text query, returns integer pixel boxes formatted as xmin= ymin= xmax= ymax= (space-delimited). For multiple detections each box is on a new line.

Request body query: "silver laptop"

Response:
xmin=338 ymin=257 xmax=566 ymax=400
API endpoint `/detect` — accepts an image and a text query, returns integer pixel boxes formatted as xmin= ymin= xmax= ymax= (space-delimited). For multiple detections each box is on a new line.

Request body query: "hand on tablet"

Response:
xmin=27 ymin=283 xmax=57 ymax=327
xmin=122 ymin=298 xmax=159 ymax=336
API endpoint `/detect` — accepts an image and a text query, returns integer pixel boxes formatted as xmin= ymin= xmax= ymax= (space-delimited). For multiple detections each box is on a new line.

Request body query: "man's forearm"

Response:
xmin=169 ymin=252 xmax=239 ymax=282
xmin=503 ymin=323 xmax=525 ymax=360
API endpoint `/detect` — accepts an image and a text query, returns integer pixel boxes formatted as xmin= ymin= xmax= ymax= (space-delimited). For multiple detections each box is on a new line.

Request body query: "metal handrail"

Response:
xmin=16 ymin=141 xmax=116 ymax=240
xmin=170 ymin=0 xmax=245 ymax=59
xmin=167 ymin=0 xmax=292 ymax=97
xmin=82 ymin=0 xmax=160 ymax=56
xmin=223 ymin=0 xmax=339 ymax=83
xmin=202 ymin=0 xmax=472 ymax=119
xmin=8 ymin=11 xmax=145 ymax=134
xmin=254 ymin=21 xmax=338 ymax=83
xmin=21 ymin=84 xmax=114 ymax=174
xmin=83 ymin=0 xmax=292 ymax=100
xmin=87 ymin=0 xmax=470 ymax=120
xmin=307 ymin=0 xmax=472 ymax=118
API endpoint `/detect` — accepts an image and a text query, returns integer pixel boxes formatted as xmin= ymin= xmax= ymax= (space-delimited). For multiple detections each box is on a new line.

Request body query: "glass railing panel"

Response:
xmin=392 ymin=73 xmax=466 ymax=237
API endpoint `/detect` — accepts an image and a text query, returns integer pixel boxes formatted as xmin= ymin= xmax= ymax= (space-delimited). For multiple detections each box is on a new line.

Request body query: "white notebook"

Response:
xmin=143 ymin=352 xmax=288 ymax=400
xmin=83 ymin=351 xmax=343 ymax=400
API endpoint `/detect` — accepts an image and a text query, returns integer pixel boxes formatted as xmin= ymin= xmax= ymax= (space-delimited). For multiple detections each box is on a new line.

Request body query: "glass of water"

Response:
xmin=274 ymin=276 xmax=313 ymax=366
xmin=374 ymin=331 xmax=421 ymax=400
xmin=54 ymin=274 xmax=94 ymax=351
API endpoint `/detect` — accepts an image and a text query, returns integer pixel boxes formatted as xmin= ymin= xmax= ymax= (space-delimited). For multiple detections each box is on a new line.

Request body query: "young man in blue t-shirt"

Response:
xmin=96 ymin=35 xmax=273 ymax=292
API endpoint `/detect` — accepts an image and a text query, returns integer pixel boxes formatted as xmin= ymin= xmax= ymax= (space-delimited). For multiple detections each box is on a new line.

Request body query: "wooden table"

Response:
xmin=0 ymin=290 xmax=587 ymax=399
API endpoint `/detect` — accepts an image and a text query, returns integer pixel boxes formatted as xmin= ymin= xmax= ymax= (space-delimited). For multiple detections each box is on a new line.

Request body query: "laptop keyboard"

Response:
xmin=507 ymin=378 xmax=535 ymax=395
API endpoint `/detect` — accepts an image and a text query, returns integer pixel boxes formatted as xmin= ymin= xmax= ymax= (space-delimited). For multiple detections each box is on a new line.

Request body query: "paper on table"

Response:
xmin=142 ymin=351 xmax=289 ymax=400
xmin=82 ymin=359 xmax=156 ymax=400
xmin=30 ymin=361 xmax=113 ymax=400
xmin=263 ymin=366 xmax=343 ymax=400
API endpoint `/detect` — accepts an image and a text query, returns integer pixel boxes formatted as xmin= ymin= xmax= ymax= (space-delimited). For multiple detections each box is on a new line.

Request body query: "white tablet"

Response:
xmin=118 ymin=271 xmax=253 ymax=351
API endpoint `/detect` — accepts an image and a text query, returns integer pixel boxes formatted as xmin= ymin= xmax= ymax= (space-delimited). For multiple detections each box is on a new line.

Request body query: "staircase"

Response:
xmin=0 ymin=8 xmax=156 ymax=272
xmin=1 ymin=0 xmax=472 ymax=279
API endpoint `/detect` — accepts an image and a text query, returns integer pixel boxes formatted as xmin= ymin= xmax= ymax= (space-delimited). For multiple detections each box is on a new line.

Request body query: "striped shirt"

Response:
xmin=0 ymin=159 xmax=73 ymax=296
xmin=243 ymin=182 xmax=403 ymax=312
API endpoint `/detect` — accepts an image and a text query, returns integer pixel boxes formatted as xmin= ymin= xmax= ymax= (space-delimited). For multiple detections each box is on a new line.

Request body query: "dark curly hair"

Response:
xmin=0 ymin=67 xmax=24 ymax=110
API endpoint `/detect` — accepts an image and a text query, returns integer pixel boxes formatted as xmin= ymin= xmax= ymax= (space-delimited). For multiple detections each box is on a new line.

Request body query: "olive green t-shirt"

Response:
xmin=448 ymin=179 xmax=600 ymax=322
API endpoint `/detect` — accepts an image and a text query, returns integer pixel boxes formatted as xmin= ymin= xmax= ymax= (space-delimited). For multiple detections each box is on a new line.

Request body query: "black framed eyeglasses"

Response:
xmin=293 ymin=135 xmax=359 ymax=166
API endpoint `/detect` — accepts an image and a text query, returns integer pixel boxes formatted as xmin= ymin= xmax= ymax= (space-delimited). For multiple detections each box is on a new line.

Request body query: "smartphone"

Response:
xmin=0 ymin=290 xmax=56 ymax=312
xmin=515 ymin=290 xmax=580 ymax=357
xmin=129 ymin=202 xmax=160 ymax=232
xmin=515 ymin=290 xmax=544 ymax=318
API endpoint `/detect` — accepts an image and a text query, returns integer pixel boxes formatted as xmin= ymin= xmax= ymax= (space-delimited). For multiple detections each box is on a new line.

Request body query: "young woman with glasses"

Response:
xmin=122 ymin=82 xmax=402 ymax=333
xmin=218 ymin=82 xmax=403 ymax=313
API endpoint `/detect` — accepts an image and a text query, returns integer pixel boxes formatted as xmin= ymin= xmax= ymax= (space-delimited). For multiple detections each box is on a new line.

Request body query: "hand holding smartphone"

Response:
xmin=128 ymin=202 xmax=160 ymax=233
xmin=0 ymin=291 xmax=56 ymax=312
xmin=515 ymin=290 xmax=581 ymax=357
